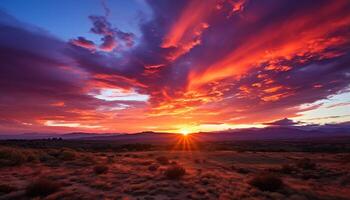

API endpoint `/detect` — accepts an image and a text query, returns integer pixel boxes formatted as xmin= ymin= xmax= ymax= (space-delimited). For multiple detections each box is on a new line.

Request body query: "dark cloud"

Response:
xmin=0 ymin=12 xmax=142 ymax=133
xmin=67 ymin=0 xmax=350 ymax=122
xmin=85 ymin=15 xmax=135 ymax=52
xmin=264 ymin=118 xmax=299 ymax=126
xmin=1 ymin=0 xmax=350 ymax=133
xmin=99 ymin=35 xmax=117 ymax=52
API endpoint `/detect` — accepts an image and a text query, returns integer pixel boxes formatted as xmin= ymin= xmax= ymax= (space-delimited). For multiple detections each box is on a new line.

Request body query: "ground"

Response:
xmin=1 ymin=141 xmax=350 ymax=200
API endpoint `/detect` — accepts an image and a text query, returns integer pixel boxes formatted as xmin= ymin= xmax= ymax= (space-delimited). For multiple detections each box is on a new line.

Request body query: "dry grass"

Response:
xmin=0 ymin=147 xmax=27 ymax=167
xmin=94 ymin=165 xmax=109 ymax=174
xmin=156 ymin=156 xmax=169 ymax=165
xmin=164 ymin=165 xmax=186 ymax=180
xmin=58 ymin=149 xmax=76 ymax=161
xmin=249 ymin=174 xmax=284 ymax=192
xmin=0 ymin=184 xmax=16 ymax=194
xmin=0 ymin=144 xmax=349 ymax=199
xmin=26 ymin=178 xmax=60 ymax=197
xmin=296 ymin=158 xmax=316 ymax=170
xmin=148 ymin=164 xmax=159 ymax=171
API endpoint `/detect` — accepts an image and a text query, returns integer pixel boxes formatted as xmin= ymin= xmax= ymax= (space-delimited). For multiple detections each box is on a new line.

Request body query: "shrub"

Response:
xmin=94 ymin=165 xmax=109 ymax=174
xmin=47 ymin=149 xmax=61 ymax=158
xmin=296 ymin=158 xmax=316 ymax=170
xmin=148 ymin=164 xmax=159 ymax=171
xmin=0 ymin=184 xmax=16 ymax=194
xmin=156 ymin=156 xmax=169 ymax=165
xmin=249 ymin=174 xmax=284 ymax=192
xmin=26 ymin=178 xmax=60 ymax=197
xmin=81 ymin=155 xmax=96 ymax=164
xmin=26 ymin=152 xmax=39 ymax=163
xmin=107 ymin=156 xmax=115 ymax=164
xmin=39 ymin=153 xmax=55 ymax=162
xmin=236 ymin=168 xmax=250 ymax=174
xmin=164 ymin=165 xmax=186 ymax=180
xmin=0 ymin=147 xmax=26 ymax=167
xmin=340 ymin=154 xmax=350 ymax=164
xmin=280 ymin=164 xmax=296 ymax=174
xmin=58 ymin=150 xmax=76 ymax=161
xmin=170 ymin=161 xmax=177 ymax=165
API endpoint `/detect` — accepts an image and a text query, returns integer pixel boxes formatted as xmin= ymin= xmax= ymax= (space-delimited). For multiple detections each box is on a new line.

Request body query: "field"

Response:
xmin=0 ymin=138 xmax=350 ymax=200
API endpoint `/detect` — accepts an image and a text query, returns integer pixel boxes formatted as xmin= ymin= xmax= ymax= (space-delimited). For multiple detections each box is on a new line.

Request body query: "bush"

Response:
xmin=156 ymin=156 xmax=169 ymax=165
xmin=148 ymin=164 xmax=159 ymax=171
xmin=164 ymin=165 xmax=186 ymax=180
xmin=81 ymin=155 xmax=96 ymax=164
xmin=249 ymin=174 xmax=283 ymax=192
xmin=107 ymin=156 xmax=115 ymax=163
xmin=340 ymin=154 xmax=350 ymax=164
xmin=280 ymin=164 xmax=296 ymax=174
xmin=26 ymin=152 xmax=39 ymax=163
xmin=39 ymin=153 xmax=55 ymax=162
xmin=296 ymin=158 xmax=316 ymax=170
xmin=0 ymin=184 xmax=16 ymax=194
xmin=0 ymin=147 xmax=27 ymax=167
xmin=236 ymin=167 xmax=250 ymax=174
xmin=58 ymin=150 xmax=76 ymax=161
xmin=26 ymin=178 xmax=60 ymax=197
xmin=94 ymin=165 xmax=109 ymax=174
xmin=170 ymin=161 xmax=177 ymax=165
xmin=47 ymin=149 xmax=61 ymax=158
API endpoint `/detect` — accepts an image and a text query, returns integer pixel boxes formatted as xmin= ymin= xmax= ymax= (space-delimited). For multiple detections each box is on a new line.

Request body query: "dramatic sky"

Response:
xmin=0 ymin=0 xmax=350 ymax=134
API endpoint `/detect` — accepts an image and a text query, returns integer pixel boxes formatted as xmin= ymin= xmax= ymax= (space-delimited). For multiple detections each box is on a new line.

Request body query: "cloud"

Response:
xmin=1 ymin=0 xmax=350 ymax=133
xmin=67 ymin=0 xmax=350 ymax=127
xmin=264 ymin=118 xmax=299 ymax=126
xmin=85 ymin=15 xmax=135 ymax=52
xmin=99 ymin=35 xmax=117 ymax=52
xmin=0 ymin=12 xmax=144 ymax=133
xmin=70 ymin=36 xmax=96 ymax=50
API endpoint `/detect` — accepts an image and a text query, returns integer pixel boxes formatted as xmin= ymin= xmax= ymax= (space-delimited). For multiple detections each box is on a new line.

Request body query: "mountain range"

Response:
xmin=1 ymin=124 xmax=349 ymax=142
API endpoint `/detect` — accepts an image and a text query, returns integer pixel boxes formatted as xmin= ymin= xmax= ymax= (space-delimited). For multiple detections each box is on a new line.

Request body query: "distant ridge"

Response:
xmin=1 ymin=125 xmax=349 ymax=141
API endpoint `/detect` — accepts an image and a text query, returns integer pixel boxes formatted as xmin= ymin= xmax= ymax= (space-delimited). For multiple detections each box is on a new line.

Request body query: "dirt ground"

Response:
xmin=0 ymin=146 xmax=350 ymax=200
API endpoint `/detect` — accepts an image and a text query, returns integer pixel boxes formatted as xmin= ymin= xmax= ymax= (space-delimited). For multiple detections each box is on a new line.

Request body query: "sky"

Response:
xmin=0 ymin=0 xmax=349 ymax=134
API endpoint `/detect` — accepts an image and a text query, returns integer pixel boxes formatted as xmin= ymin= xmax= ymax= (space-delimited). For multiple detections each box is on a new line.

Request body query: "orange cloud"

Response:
xmin=161 ymin=0 xmax=247 ymax=61
xmin=188 ymin=1 xmax=350 ymax=89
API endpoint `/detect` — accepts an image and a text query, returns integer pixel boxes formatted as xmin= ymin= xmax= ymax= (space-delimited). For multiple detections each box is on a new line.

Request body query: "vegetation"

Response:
xmin=148 ymin=164 xmax=159 ymax=171
xmin=26 ymin=178 xmax=60 ymax=197
xmin=164 ymin=165 xmax=186 ymax=179
xmin=0 ymin=147 xmax=27 ymax=167
xmin=296 ymin=158 xmax=316 ymax=170
xmin=249 ymin=174 xmax=284 ymax=192
xmin=58 ymin=149 xmax=76 ymax=161
xmin=0 ymin=184 xmax=16 ymax=194
xmin=280 ymin=164 xmax=296 ymax=174
xmin=94 ymin=165 xmax=109 ymax=174
xmin=156 ymin=156 xmax=169 ymax=165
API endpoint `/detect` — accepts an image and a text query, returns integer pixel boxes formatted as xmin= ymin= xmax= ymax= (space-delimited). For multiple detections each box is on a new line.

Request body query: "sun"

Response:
xmin=177 ymin=125 xmax=198 ymax=136
xmin=180 ymin=129 xmax=189 ymax=136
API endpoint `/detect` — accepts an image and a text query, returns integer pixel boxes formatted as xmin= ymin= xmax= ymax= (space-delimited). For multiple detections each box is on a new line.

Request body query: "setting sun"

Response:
xmin=180 ymin=129 xmax=189 ymax=136
xmin=178 ymin=125 xmax=198 ymax=136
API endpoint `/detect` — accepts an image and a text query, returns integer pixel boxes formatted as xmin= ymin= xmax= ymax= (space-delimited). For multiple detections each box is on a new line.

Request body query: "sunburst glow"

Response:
xmin=180 ymin=129 xmax=189 ymax=136
xmin=178 ymin=125 xmax=198 ymax=136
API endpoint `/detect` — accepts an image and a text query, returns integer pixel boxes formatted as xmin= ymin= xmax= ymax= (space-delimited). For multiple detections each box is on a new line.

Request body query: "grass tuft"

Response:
xmin=156 ymin=156 xmax=169 ymax=165
xmin=164 ymin=165 xmax=186 ymax=180
xmin=249 ymin=174 xmax=284 ymax=192
xmin=94 ymin=165 xmax=109 ymax=174
xmin=26 ymin=178 xmax=60 ymax=197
